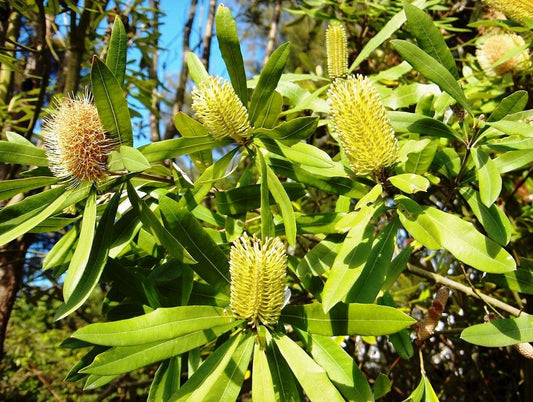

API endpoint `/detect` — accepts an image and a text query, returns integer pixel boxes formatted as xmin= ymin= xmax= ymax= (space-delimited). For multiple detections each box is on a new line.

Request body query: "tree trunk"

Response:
xmin=164 ymin=0 xmax=198 ymax=140
xmin=149 ymin=0 xmax=161 ymax=142
xmin=0 ymin=10 xmax=20 ymax=109
xmin=201 ymin=0 xmax=217 ymax=70
xmin=262 ymin=0 xmax=282 ymax=68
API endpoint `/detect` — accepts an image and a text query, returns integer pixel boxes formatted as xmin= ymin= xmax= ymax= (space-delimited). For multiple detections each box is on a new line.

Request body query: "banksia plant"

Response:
xmin=326 ymin=22 xmax=348 ymax=79
xmin=42 ymin=93 xmax=116 ymax=187
xmin=476 ymin=33 xmax=531 ymax=76
xmin=327 ymin=74 xmax=399 ymax=176
xmin=229 ymin=234 xmax=287 ymax=328
xmin=191 ymin=76 xmax=253 ymax=143
xmin=483 ymin=0 xmax=533 ymax=25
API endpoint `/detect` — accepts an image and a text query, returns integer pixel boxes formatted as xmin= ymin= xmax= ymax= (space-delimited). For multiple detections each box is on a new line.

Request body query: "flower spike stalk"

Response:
xmin=326 ymin=22 xmax=348 ymax=79
xmin=229 ymin=234 xmax=287 ymax=327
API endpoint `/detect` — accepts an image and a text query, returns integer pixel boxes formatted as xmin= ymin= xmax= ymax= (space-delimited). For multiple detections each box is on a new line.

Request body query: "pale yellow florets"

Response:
xmin=327 ymin=75 xmax=399 ymax=176
xmin=191 ymin=76 xmax=253 ymax=142
xmin=229 ymin=234 xmax=287 ymax=327
xmin=483 ymin=0 xmax=533 ymax=25
xmin=326 ymin=22 xmax=348 ymax=79
xmin=42 ymin=93 xmax=116 ymax=186
xmin=476 ymin=33 xmax=531 ymax=76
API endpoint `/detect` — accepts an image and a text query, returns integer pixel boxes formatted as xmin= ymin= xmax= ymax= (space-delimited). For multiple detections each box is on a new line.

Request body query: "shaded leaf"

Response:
xmin=461 ymin=315 xmax=533 ymax=347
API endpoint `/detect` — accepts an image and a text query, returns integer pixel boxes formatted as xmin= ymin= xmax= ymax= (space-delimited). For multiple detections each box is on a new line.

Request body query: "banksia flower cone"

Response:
xmin=42 ymin=93 xmax=116 ymax=186
xmin=326 ymin=22 xmax=348 ymax=79
xmin=327 ymin=75 xmax=399 ymax=176
xmin=483 ymin=0 xmax=533 ymax=25
xmin=476 ymin=34 xmax=530 ymax=76
xmin=229 ymin=234 xmax=287 ymax=327
xmin=192 ymin=76 xmax=253 ymax=142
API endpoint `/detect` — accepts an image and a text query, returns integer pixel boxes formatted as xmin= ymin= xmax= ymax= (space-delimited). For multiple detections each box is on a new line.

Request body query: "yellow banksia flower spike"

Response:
xmin=229 ymin=234 xmax=287 ymax=327
xmin=326 ymin=22 xmax=348 ymax=79
xmin=483 ymin=0 xmax=533 ymax=25
xmin=327 ymin=74 xmax=399 ymax=176
xmin=42 ymin=92 xmax=116 ymax=187
xmin=191 ymin=76 xmax=253 ymax=143
xmin=476 ymin=33 xmax=531 ymax=76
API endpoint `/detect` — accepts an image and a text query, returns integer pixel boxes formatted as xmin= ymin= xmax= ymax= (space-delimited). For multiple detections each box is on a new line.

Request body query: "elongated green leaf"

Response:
xmin=486 ymin=258 xmax=533 ymax=295
xmin=256 ymin=137 xmax=334 ymax=169
xmin=296 ymin=330 xmax=374 ymax=402
xmin=267 ymin=339 xmax=302 ymax=401
xmin=72 ymin=305 xmax=242 ymax=346
xmin=109 ymin=145 xmax=151 ymax=172
xmin=322 ymin=206 xmax=377 ymax=312
xmin=159 ymin=196 xmax=230 ymax=293
xmin=84 ymin=374 xmax=117 ymax=390
xmin=0 ymin=177 xmax=58 ymax=200
xmin=374 ymin=373 xmax=391 ymax=400
xmin=297 ymin=236 xmax=343 ymax=277
xmin=388 ymin=111 xmax=462 ymax=141
xmin=266 ymin=164 xmax=297 ymax=246
xmin=216 ymin=5 xmax=247 ymax=106
xmin=460 ymin=187 xmax=512 ymax=246
xmin=494 ymin=149 xmax=533 ymax=173
xmin=148 ymin=357 xmax=181 ymax=402
xmin=389 ymin=173 xmax=430 ymax=193
xmin=186 ymin=51 xmax=209 ymax=85
xmin=273 ymin=333 xmax=345 ymax=402
xmin=487 ymin=120 xmax=533 ymax=137
xmin=249 ymin=42 xmax=290 ymax=123
xmin=109 ymin=208 xmax=142 ymax=258
xmin=253 ymin=341 xmax=276 ymax=402
xmin=126 ymin=181 xmax=195 ymax=264
xmin=391 ymin=40 xmax=472 ymax=115
xmin=81 ymin=322 xmax=238 ymax=375
xmin=280 ymin=303 xmax=416 ymax=336
xmin=487 ymin=90 xmax=528 ymax=123
xmin=378 ymin=292 xmax=414 ymax=360
xmin=106 ymin=16 xmax=127 ymax=87
xmin=257 ymin=151 xmax=275 ymax=239
xmin=91 ymin=57 xmax=133 ymax=146
xmin=56 ymin=190 xmax=121 ymax=320
xmin=0 ymin=186 xmax=70 ymax=246
xmin=400 ymin=139 xmax=439 ymax=175
xmin=42 ymin=224 xmax=78 ymax=271
xmin=0 ymin=141 xmax=48 ymax=166
xmin=171 ymin=332 xmax=254 ymax=401
xmin=174 ymin=112 xmax=212 ymax=171
xmin=255 ymin=91 xmax=283 ymax=129
xmin=397 ymin=196 xmax=442 ymax=250
xmin=255 ymin=116 xmax=318 ymax=145
xmin=404 ymin=3 xmax=458 ymax=79
xmin=349 ymin=0 xmax=426 ymax=72
xmin=461 ymin=315 xmax=533 ymax=347
xmin=63 ymin=189 xmax=97 ymax=301
xmin=140 ymin=136 xmax=231 ymax=163
xmin=472 ymin=148 xmax=501 ymax=207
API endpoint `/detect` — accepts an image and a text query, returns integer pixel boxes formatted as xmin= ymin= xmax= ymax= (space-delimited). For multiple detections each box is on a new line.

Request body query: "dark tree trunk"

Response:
xmin=201 ymin=0 xmax=217 ymax=70
xmin=149 ymin=0 xmax=161 ymax=142
xmin=262 ymin=0 xmax=282 ymax=68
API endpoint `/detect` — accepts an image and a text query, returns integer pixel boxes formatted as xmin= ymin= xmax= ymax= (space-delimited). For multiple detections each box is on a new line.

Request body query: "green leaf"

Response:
xmin=174 ymin=112 xmax=212 ymax=171
xmin=265 ymin=163 xmax=297 ymax=246
xmin=171 ymin=332 xmax=254 ymax=401
xmin=461 ymin=315 xmax=533 ymax=347
xmin=487 ymin=90 xmax=528 ymax=123
xmin=42 ymin=224 xmax=78 ymax=271
xmin=55 ymin=190 xmax=121 ymax=320
xmin=72 ymin=305 xmax=242 ymax=346
xmin=84 ymin=374 xmax=117 ymax=390
xmin=460 ymin=187 xmax=512 ymax=246
xmin=404 ymin=3 xmax=458 ymax=79
xmin=486 ymin=258 xmax=533 ymax=295
xmin=126 ymin=181 xmax=195 ymax=264
xmin=257 ymin=151 xmax=275 ymax=239
xmin=63 ymin=189 xmax=97 ymax=302
xmin=373 ymin=373 xmax=391 ymax=400
xmin=106 ymin=16 xmax=127 ymax=87
xmin=0 ymin=141 xmax=48 ymax=166
xmin=91 ymin=56 xmax=133 ymax=146
xmin=273 ymin=333 xmax=345 ymax=402
xmin=399 ymin=139 xmax=439 ymax=175
xmin=148 ymin=357 xmax=181 ymax=402
xmin=267 ymin=338 xmax=302 ymax=401
xmin=186 ymin=51 xmax=209 ymax=85
xmin=391 ymin=40 xmax=472 ymax=115
xmin=255 ymin=116 xmax=318 ymax=145
xmin=249 ymin=42 xmax=290 ymax=123
xmin=296 ymin=330 xmax=374 ymax=402
xmin=140 ymin=136 xmax=230 ymax=163
xmin=322 ymin=206 xmax=377 ymax=312
xmin=280 ymin=303 xmax=416 ymax=336
xmin=254 ymin=91 xmax=283 ymax=129
xmin=109 ymin=145 xmax=151 ymax=172
xmin=389 ymin=173 xmax=430 ymax=193
xmin=256 ymin=137 xmax=334 ymax=169
xmin=388 ymin=111 xmax=461 ymax=141
xmin=81 ymin=322 xmax=238 ymax=375
xmin=471 ymin=148 xmax=501 ymax=207
xmin=493 ymin=150 xmax=533 ymax=174
xmin=159 ymin=196 xmax=231 ymax=293
xmin=252 ymin=340 xmax=276 ymax=402
xmin=397 ymin=196 xmax=443 ymax=250
xmin=378 ymin=293 xmax=414 ymax=360
xmin=216 ymin=5 xmax=247 ymax=106
xmin=297 ymin=236 xmax=343 ymax=277
xmin=0 ymin=176 xmax=58 ymax=201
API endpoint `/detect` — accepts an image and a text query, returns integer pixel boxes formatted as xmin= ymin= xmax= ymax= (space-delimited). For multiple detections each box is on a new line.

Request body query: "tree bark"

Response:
xmin=164 ymin=0 xmax=198 ymax=140
xmin=201 ymin=0 xmax=217 ymax=70
xmin=262 ymin=0 xmax=282 ymax=68
xmin=149 ymin=0 xmax=161 ymax=142
xmin=0 ymin=10 xmax=20 ymax=108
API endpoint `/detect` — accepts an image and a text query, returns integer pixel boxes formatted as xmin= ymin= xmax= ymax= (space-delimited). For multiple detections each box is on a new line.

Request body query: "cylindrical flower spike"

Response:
xmin=327 ymin=74 xmax=399 ymax=176
xmin=326 ymin=22 xmax=348 ymax=79
xmin=42 ymin=92 xmax=116 ymax=187
xmin=483 ymin=0 xmax=533 ymax=25
xmin=476 ymin=33 xmax=531 ymax=76
xmin=191 ymin=76 xmax=253 ymax=143
xmin=229 ymin=234 xmax=287 ymax=327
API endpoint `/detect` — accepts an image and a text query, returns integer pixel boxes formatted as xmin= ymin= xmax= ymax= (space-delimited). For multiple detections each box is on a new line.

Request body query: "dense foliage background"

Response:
xmin=1 ymin=0 xmax=533 ymax=400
